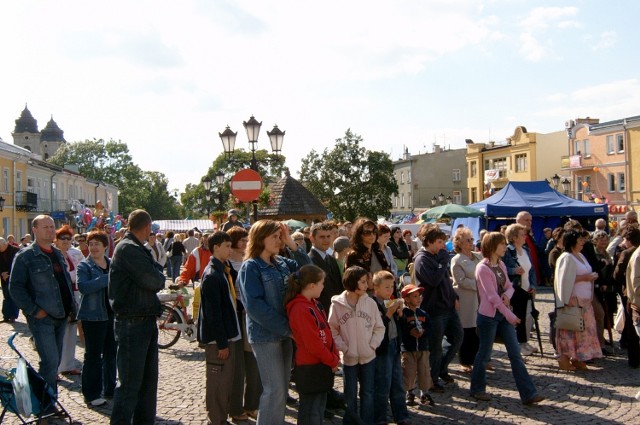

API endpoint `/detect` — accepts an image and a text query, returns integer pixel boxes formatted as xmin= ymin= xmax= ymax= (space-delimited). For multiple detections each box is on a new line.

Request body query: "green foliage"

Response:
xmin=299 ymin=129 xmax=398 ymax=221
xmin=48 ymin=139 xmax=180 ymax=219
xmin=180 ymin=148 xmax=285 ymax=219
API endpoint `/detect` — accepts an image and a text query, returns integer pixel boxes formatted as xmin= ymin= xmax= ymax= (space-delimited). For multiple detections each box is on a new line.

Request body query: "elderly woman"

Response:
xmin=55 ymin=225 xmax=85 ymax=376
xmin=554 ymin=229 xmax=603 ymax=371
xmin=450 ymin=227 xmax=482 ymax=372
xmin=345 ymin=219 xmax=391 ymax=291
xmin=502 ymin=223 xmax=538 ymax=356
xmin=470 ymin=232 xmax=544 ymax=405
xmin=237 ymin=220 xmax=301 ymax=425
xmin=77 ymin=231 xmax=116 ymax=407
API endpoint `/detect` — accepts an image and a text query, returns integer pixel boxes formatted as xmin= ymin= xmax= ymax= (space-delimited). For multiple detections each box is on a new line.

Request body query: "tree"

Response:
xmin=48 ymin=138 xmax=181 ymax=218
xmin=180 ymin=148 xmax=285 ymax=220
xmin=299 ymin=129 xmax=398 ymax=221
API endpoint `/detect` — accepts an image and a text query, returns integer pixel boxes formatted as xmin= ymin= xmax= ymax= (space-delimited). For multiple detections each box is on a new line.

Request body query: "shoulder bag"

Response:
xmin=555 ymin=306 xmax=584 ymax=332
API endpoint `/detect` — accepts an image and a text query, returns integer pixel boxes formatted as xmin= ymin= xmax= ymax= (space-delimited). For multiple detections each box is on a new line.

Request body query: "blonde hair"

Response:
xmin=505 ymin=223 xmax=526 ymax=244
xmin=372 ymin=270 xmax=395 ymax=286
xmin=453 ymin=227 xmax=473 ymax=253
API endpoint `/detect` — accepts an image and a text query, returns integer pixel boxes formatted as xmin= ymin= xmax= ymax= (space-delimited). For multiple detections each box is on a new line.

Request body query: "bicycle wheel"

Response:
xmin=157 ymin=304 xmax=182 ymax=349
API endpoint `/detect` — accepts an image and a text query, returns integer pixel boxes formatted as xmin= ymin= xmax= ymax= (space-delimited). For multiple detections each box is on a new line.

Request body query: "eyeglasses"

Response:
xmin=58 ymin=236 xmax=72 ymax=241
xmin=362 ymin=229 xmax=377 ymax=236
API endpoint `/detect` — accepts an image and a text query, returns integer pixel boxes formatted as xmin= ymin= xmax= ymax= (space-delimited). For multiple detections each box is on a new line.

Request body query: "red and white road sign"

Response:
xmin=230 ymin=169 xmax=263 ymax=202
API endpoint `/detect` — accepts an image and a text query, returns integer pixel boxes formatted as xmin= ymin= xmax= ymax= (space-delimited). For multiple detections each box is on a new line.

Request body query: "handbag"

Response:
xmin=555 ymin=306 xmax=584 ymax=332
xmin=293 ymin=362 xmax=334 ymax=394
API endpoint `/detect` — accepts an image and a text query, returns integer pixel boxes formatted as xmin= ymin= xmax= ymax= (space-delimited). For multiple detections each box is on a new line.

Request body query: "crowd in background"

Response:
xmin=2 ymin=207 xmax=640 ymax=424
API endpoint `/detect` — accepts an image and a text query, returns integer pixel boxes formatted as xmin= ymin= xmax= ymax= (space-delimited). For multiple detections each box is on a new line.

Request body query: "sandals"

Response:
xmin=570 ymin=359 xmax=589 ymax=371
xmin=558 ymin=357 xmax=576 ymax=371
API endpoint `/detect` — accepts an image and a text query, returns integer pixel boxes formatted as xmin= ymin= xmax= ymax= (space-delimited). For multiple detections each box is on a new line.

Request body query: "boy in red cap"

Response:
xmin=399 ymin=284 xmax=434 ymax=406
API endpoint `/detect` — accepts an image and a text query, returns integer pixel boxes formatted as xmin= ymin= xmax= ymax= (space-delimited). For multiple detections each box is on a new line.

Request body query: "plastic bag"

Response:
xmin=13 ymin=357 xmax=32 ymax=417
xmin=614 ymin=302 xmax=625 ymax=333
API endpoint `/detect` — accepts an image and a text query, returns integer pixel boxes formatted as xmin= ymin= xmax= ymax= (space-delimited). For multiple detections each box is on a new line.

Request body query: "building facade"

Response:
xmin=466 ymin=126 xmax=567 ymax=203
xmin=391 ymin=145 xmax=468 ymax=216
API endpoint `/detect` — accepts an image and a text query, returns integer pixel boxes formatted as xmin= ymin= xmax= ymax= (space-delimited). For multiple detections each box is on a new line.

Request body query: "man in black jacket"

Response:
xmin=198 ymin=231 xmax=241 ymax=424
xmin=109 ymin=209 xmax=166 ymax=425
xmin=309 ymin=222 xmax=342 ymax=311
xmin=413 ymin=223 xmax=462 ymax=393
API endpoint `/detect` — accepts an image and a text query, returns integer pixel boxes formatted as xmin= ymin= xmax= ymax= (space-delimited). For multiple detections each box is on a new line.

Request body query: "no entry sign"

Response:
xmin=230 ymin=169 xmax=263 ymax=202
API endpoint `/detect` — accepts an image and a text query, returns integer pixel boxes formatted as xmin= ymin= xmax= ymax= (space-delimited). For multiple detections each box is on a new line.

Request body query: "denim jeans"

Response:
xmin=1 ymin=280 xmax=19 ymax=320
xmin=298 ymin=391 xmax=327 ymax=425
xmin=470 ymin=312 xmax=538 ymax=402
xmin=428 ymin=309 xmax=463 ymax=383
xmin=27 ymin=314 xmax=66 ymax=395
xmin=251 ymin=339 xmax=293 ymax=425
xmin=82 ymin=318 xmax=117 ymax=402
xmin=170 ymin=256 xmax=183 ymax=282
xmin=374 ymin=338 xmax=409 ymax=424
xmin=111 ymin=317 xmax=159 ymax=425
xmin=343 ymin=359 xmax=376 ymax=425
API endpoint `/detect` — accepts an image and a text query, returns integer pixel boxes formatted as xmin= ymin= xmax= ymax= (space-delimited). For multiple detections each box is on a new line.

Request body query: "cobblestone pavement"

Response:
xmin=1 ymin=285 xmax=639 ymax=424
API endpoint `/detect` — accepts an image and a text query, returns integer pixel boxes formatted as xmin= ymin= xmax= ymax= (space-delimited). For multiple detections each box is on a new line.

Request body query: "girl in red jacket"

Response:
xmin=285 ymin=265 xmax=340 ymax=425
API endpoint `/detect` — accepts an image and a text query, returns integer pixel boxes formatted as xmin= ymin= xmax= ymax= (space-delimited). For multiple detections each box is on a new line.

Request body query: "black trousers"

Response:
xmin=510 ymin=286 xmax=531 ymax=343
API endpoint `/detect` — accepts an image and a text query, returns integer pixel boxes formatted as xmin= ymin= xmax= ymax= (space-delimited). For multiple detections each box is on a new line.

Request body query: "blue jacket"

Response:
xmin=9 ymin=242 xmax=75 ymax=319
xmin=414 ymin=248 xmax=458 ymax=316
xmin=238 ymin=254 xmax=299 ymax=343
xmin=197 ymin=257 xmax=240 ymax=348
xmin=502 ymin=244 xmax=537 ymax=290
xmin=108 ymin=232 xmax=166 ymax=318
xmin=77 ymin=256 xmax=112 ymax=321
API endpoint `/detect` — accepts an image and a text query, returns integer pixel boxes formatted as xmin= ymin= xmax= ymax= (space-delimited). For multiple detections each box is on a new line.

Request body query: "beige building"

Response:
xmin=391 ymin=145 xmax=468 ymax=216
xmin=466 ymin=126 xmax=567 ymax=203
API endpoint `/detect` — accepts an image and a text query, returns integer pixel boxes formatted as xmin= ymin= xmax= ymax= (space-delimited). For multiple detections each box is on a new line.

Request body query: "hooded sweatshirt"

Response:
xmin=328 ymin=290 xmax=385 ymax=366
xmin=286 ymin=294 xmax=340 ymax=368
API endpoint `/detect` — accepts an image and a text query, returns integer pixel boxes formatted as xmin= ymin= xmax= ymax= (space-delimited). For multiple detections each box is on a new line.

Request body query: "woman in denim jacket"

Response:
xmin=238 ymin=220 xmax=303 ymax=425
xmin=77 ymin=231 xmax=116 ymax=407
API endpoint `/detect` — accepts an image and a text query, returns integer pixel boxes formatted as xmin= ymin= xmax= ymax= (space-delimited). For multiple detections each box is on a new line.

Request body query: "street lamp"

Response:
xmin=446 ymin=196 xmax=453 ymax=204
xmin=551 ymin=173 xmax=561 ymax=190
xmin=438 ymin=193 xmax=445 ymax=204
xmin=0 ymin=196 xmax=5 ymax=212
xmin=220 ymin=115 xmax=285 ymax=222
xmin=561 ymin=178 xmax=571 ymax=196
xmin=216 ymin=170 xmax=225 ymax=210
xmin=431 ymin=196 xmax=437 ymax=207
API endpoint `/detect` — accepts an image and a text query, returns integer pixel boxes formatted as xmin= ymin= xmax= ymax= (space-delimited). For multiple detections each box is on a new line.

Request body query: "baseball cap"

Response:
xmin=401 ymin=284 xmax=424 ymax=298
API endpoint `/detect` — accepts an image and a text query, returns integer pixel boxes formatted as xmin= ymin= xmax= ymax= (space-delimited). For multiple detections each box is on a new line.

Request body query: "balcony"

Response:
xmin=15 ymin=191 xmax=38 ymax=211
xmin=561 ymin=154 xmax=598 ymax=170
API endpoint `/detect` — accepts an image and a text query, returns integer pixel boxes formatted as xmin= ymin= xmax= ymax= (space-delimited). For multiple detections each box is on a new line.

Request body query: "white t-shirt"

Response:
xmin=517 ymin=250 xmax=532 ymax=291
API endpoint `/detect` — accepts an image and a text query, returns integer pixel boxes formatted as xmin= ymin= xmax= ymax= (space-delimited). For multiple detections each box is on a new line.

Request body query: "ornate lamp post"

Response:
xmin=219 ymin=116 xmax=285 ymax=222
xmin=551 ymin=173 xmax=561 ymax=190
xmin=561 ymin=178 xmax=571 ymax=196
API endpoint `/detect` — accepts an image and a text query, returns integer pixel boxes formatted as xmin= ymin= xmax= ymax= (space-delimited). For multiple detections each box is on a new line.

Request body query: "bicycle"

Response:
xmin=156 ymin=287 xmax=198 ymax=349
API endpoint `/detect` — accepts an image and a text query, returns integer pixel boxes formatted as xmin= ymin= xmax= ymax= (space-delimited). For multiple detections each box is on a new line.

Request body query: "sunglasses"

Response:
xmin=58 ymin=236 xmax=72 ymax=241
xmin=362 ymin=229 xmax=377 ymax=236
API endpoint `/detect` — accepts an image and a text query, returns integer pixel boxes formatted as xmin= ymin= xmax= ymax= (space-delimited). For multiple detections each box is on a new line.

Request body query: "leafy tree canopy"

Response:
xmin=48 ymin=138 xmax=180 ymax=219
xmin=299 ymin=129 xmax=398 ymax=221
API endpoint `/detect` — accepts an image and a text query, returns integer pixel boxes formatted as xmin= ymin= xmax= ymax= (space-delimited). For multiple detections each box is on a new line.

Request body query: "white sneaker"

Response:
xmin=525 ymin=342 xmax=539 ymax=353
xmin=520 ymin=343 xmax=534 ymax=356
xmin=89 ymin=398 xmax=107 ymax=407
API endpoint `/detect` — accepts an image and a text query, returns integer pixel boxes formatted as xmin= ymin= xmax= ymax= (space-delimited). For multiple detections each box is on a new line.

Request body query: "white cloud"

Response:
xmin=521 ymin=6 xmax=579 ymax=30
xmin=593 ymin=31 xmax=617 ymax=51
xmin=518 ymin=6 xmax=580 ymax=61
xmin=519 ymin=32 xmax=547 ymax=62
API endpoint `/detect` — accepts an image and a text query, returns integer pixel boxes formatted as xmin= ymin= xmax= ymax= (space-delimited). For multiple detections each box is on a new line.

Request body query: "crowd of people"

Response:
xmin=1 ymin=207 xmax=639 ymax=424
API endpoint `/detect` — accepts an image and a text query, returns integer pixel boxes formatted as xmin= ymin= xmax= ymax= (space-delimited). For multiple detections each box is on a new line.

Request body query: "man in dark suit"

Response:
xmin=307 ymin=221 xmax=345 ymax=412
xmin=309 ymin=222 xmax=343 ymax=311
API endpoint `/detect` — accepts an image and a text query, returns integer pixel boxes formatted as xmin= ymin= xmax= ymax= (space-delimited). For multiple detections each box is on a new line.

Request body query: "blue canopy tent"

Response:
xmin=452 ymin=181 xmax=609 ymax=241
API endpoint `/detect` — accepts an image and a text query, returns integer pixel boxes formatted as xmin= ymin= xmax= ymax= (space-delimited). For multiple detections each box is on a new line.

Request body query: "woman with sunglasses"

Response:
xmin=345 ymin=219 xmax=391 ymax=292
xmin=55 ymin=225 xmax=85 ymax=376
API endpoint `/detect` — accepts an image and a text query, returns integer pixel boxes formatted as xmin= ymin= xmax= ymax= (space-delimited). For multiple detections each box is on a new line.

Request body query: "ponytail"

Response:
xmin=284 ymin=264 xmax=325 ymax=307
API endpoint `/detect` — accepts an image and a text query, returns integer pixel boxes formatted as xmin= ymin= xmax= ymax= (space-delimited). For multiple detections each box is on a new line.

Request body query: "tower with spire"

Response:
xmin=12 ymin=105 xmax=67 ymax=159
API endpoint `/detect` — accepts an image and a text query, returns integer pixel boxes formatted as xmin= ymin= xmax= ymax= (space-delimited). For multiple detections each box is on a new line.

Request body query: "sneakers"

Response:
xmin=523 ymin=394 xmax=546 ymax=405
xmin=406 ymin=392 xmax=418 ymax=406
xmin=420 ymin=393 xmax=435 ymax=406
xmin=524 ymin=342 xmax=539 ymax=353
xmin=88 ymin=398 xmax=107 ymax=407
xmin=231 ymin=413 xmax=248 ymax=421
xmin=520 ymin=343 xmax=534 ymax=356
xmin=471 ymin=392 xmax=491 ymax=401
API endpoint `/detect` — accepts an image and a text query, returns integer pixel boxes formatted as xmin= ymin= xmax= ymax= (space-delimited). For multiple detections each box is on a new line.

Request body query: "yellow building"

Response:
xmin=622 ymin=116 xmax=640 ymax=208
xmin=466 ymin=126 xmax=567 ymax=203
xmin=0 ymin=140 xmax=31 ymax=238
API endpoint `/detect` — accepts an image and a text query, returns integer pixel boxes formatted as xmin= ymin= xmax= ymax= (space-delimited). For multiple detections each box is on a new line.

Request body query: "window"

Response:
xmin=471 ymin=188 xmax=477 ymax=204
xmin=617 ymin=134 xmax=624 ymax=153
xmin=453 ymin=191 xmax=462 ymax=204
xmin=16 ymin=171 xmax=22 ymax=191
xmin=401 ymin=194 xmax=405 ymax=208
xmin=606 ymin=135 xmax=614 ymax=154
xmin=515 ymin=154 xmax=527 ymax=172
xmin=618 ymin=173 xmax=625 ymax=192
xmin=27 ymin=178 xmax=35 ymax=191
xmin=2 ymin=218 xmax=8 ymax=238
xmin=470 ymin=161 xmax=477 ymax=177
xmin=407 ymin=171 xmax=411 ymax=183
xmin=608 ymin=173 xmax=616 ymax=192
xmin=583 ymin=139 xmax=590 ymax=157
xmin=574 ymin=140 xmax=581 ymax=155
xmin=401 ymin=172 xmax=405 ymax=184
xmin=409 ymin=194 xmax=413 ymax=209
xmin=584 ymin=175 xmax=591 ymax=193
xmin=493 ymin=157 xmax=507 ymax=178
xmin=2 ymin=168 xmax=8 ymax=192
xmin=394 ymin=196 xmax=398 ymax=208
xmin=452 ymin=169 xmax=461 ymax=182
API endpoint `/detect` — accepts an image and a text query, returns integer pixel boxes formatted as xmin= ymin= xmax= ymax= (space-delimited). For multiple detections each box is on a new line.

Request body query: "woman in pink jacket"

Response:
xmin=469 ymin=232 xmax=545 ymax=405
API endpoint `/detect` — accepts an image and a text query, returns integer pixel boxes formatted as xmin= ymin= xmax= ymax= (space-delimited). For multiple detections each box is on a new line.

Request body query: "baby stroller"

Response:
xmin=0 ymin=332 xmax=75 ymax=424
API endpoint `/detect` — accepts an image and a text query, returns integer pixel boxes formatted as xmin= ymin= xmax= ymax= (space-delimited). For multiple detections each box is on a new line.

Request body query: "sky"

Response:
xmin=1 ymin=0 xmax=639 ymax=195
